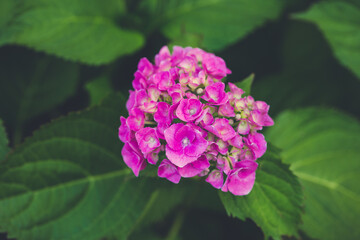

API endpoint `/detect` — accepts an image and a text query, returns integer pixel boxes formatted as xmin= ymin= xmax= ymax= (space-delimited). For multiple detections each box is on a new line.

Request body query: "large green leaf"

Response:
xmin=294 ymin=1 xmax=360 ymax=80
xmin=0 ymin=119 xmax=9 ymax=162
xmin=0 ymin=0 xmax=144 ymax=64
xmin=266 ymin=108 xmax=360 ymax=240
xmin=0 ymin=48 xmax=79 ymax=143
xmin=219 ymin=145 xmax=303 ymax=240
xmin=252 ymin=20 xmax=360 ymax=116
xmin=140 ymin=0 xmax=285 ymax=51
xmin=0 ymin=93 xmax=160 ymax=240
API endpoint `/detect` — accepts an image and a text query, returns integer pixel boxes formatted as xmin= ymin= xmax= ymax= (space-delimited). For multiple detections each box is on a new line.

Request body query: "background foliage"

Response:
xmin=0 ymin=0 xmax=359 ymax=239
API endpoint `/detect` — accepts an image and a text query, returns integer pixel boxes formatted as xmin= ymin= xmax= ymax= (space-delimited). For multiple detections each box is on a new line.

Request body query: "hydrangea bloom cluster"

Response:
xmin=118 ymin=46 xmax=274 ymax=196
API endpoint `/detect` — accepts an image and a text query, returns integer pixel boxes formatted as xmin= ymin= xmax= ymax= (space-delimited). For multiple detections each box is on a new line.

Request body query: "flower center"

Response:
xmin=189 ymin=108 xmax=196 ymax=115
xmin=182 ymin=137 xmax=190 ymax=147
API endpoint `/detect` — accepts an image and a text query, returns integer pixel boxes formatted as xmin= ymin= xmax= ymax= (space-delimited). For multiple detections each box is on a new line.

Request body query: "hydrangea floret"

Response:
xmin=118 ymin=46 xmax=274 ymax=196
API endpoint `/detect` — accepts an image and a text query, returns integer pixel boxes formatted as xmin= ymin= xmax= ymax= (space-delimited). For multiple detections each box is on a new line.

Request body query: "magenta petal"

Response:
xmin=164 ymin=123 xmax=184 ymax=150
xmin=154 ymin=102 xmax=171 ymax=124
xmin=178 ymin=164 xmax=201 ymax=178
xmin=126 ymin=90 xmax=136 ymax=111
xmin=165 ymin=145 xmax=198 ymax=168
xmin=226 ymin=160 xmax=258 ymax=196
xmin=204 ymin=118 xmax=236 ymax=141
xmin=178 ymin=155 xmax=209 ymax=178
xmin=138 ymin=57 xmax=154 ymax=77
xmin=118 ymin=116 xmax=131 ymax=142
xmin=218 ymin=101 xmax=235 ymax=117
xmin=228 ymin=134 xmax=243 ymax=149
xmin=121 ymin=142 xmax=146 ymax=177
xmin=135 ymin=127 xmax=161 ymax=155
xmin=184 ymin=132 xmax=208 ymax=157
xmin=206 ymin=170 xmax=224 ymax=189
xmin=158 ymin=159 xmax=181 ymax=184
xmin=175 ymin=125 xmax=196 ymax=144
xmin=126 ymin=108 xmax=145 ymax=131
xmin=245 ymin=133 xmax=267 ymax=159
xmin=192 ymin=155 xmax=210 ymax=169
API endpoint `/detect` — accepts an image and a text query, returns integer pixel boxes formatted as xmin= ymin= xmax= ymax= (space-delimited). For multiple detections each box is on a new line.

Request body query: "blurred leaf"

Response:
xmin=0 ymin=119 xmax=9 ymax=162
xmin=0 ymin=48 xmax=79 ymax=142
xmin=139 ymin=0 xmax=285 ymax=50
xmin=294 ymin=1 xmax=360 ymax=80
xmin=0 ymin=93 xmax=161 ymax=240
xmin=219 ymin=145 xmax=303 ymax=240
xmin=134 ymin=184 xmax=187 ymax=228
xmin=253 ymin=21 xmax=360 ymax=116
xmin=266 ymin=108 xmax=360 ymax=240
xmin=85 ymin=77 xmax=114 ymax=106
xmin=0 ymin=0 xmax=144 ymax=64
xmin=227 ymin=73 xmax=254 ymax=96
xmin=0 ymin=0 xmax=17 ymax=29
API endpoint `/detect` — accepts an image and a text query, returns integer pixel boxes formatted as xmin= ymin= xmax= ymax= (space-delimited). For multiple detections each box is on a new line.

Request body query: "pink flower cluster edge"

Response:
xmin=118 ymin=46 xmax=274 ymax=196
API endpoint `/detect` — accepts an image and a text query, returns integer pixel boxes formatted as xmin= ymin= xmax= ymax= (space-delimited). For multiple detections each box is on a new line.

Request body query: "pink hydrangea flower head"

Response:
xmin=118 ymin=45 xmax=273 ymax=196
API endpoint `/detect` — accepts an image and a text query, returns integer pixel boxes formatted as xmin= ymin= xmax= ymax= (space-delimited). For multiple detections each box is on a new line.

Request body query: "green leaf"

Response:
xmin=0 ymin=119 xmax=10 ymax=162
xmin=0 ymin=0 xmax=17 ymax=29
xmin=227 ymin=73 xmax=254 ymax=96
xmin=294 ymin=1 xmax=360 ymax=79
xmin=135 ymin=184 xmax=187 ymax=228
xmin=0 ymin=93 xmax=160 ymax=240
xmin=0 ymin=49 xmax=79 ymax=143
xmin=140 ymin=0 xmax=285 ymax=51
xmin=219 ymin=145 xmax=303 ymax=240
xmin=252 ymin=20 xmax=360 ymax=116
xmin=85 ymin=77 xmax=114 ymax=107
xmin=0 ymin=0 xmax=144 ymax=64
xmin=266 ymin=108 xmax=360 ymax=240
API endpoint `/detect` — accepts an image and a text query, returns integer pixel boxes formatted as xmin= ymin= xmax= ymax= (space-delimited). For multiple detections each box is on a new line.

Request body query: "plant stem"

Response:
xmin=166 ymin=210 xmax=186 ymax=240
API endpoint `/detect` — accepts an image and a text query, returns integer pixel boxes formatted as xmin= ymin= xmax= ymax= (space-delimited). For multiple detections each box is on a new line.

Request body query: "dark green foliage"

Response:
xmin=0 ymin=119 xmax=9 ymax=162
xmin=0 ymin=0 xmax=144 ymax=64
xmin=0 ymin=94 xmax=158 ymax=240
xmin=294 ymin=1 xmax=360 ymax=79
xmin=0 ymin=48 xmax=79 ymax=144
xmin=0 ymin=0 xmax=359 ymax=239
xmin=219 ymin=145 xmax=303 ymax=240
xmin=266 ymin=108 xmax=360 ymax=240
